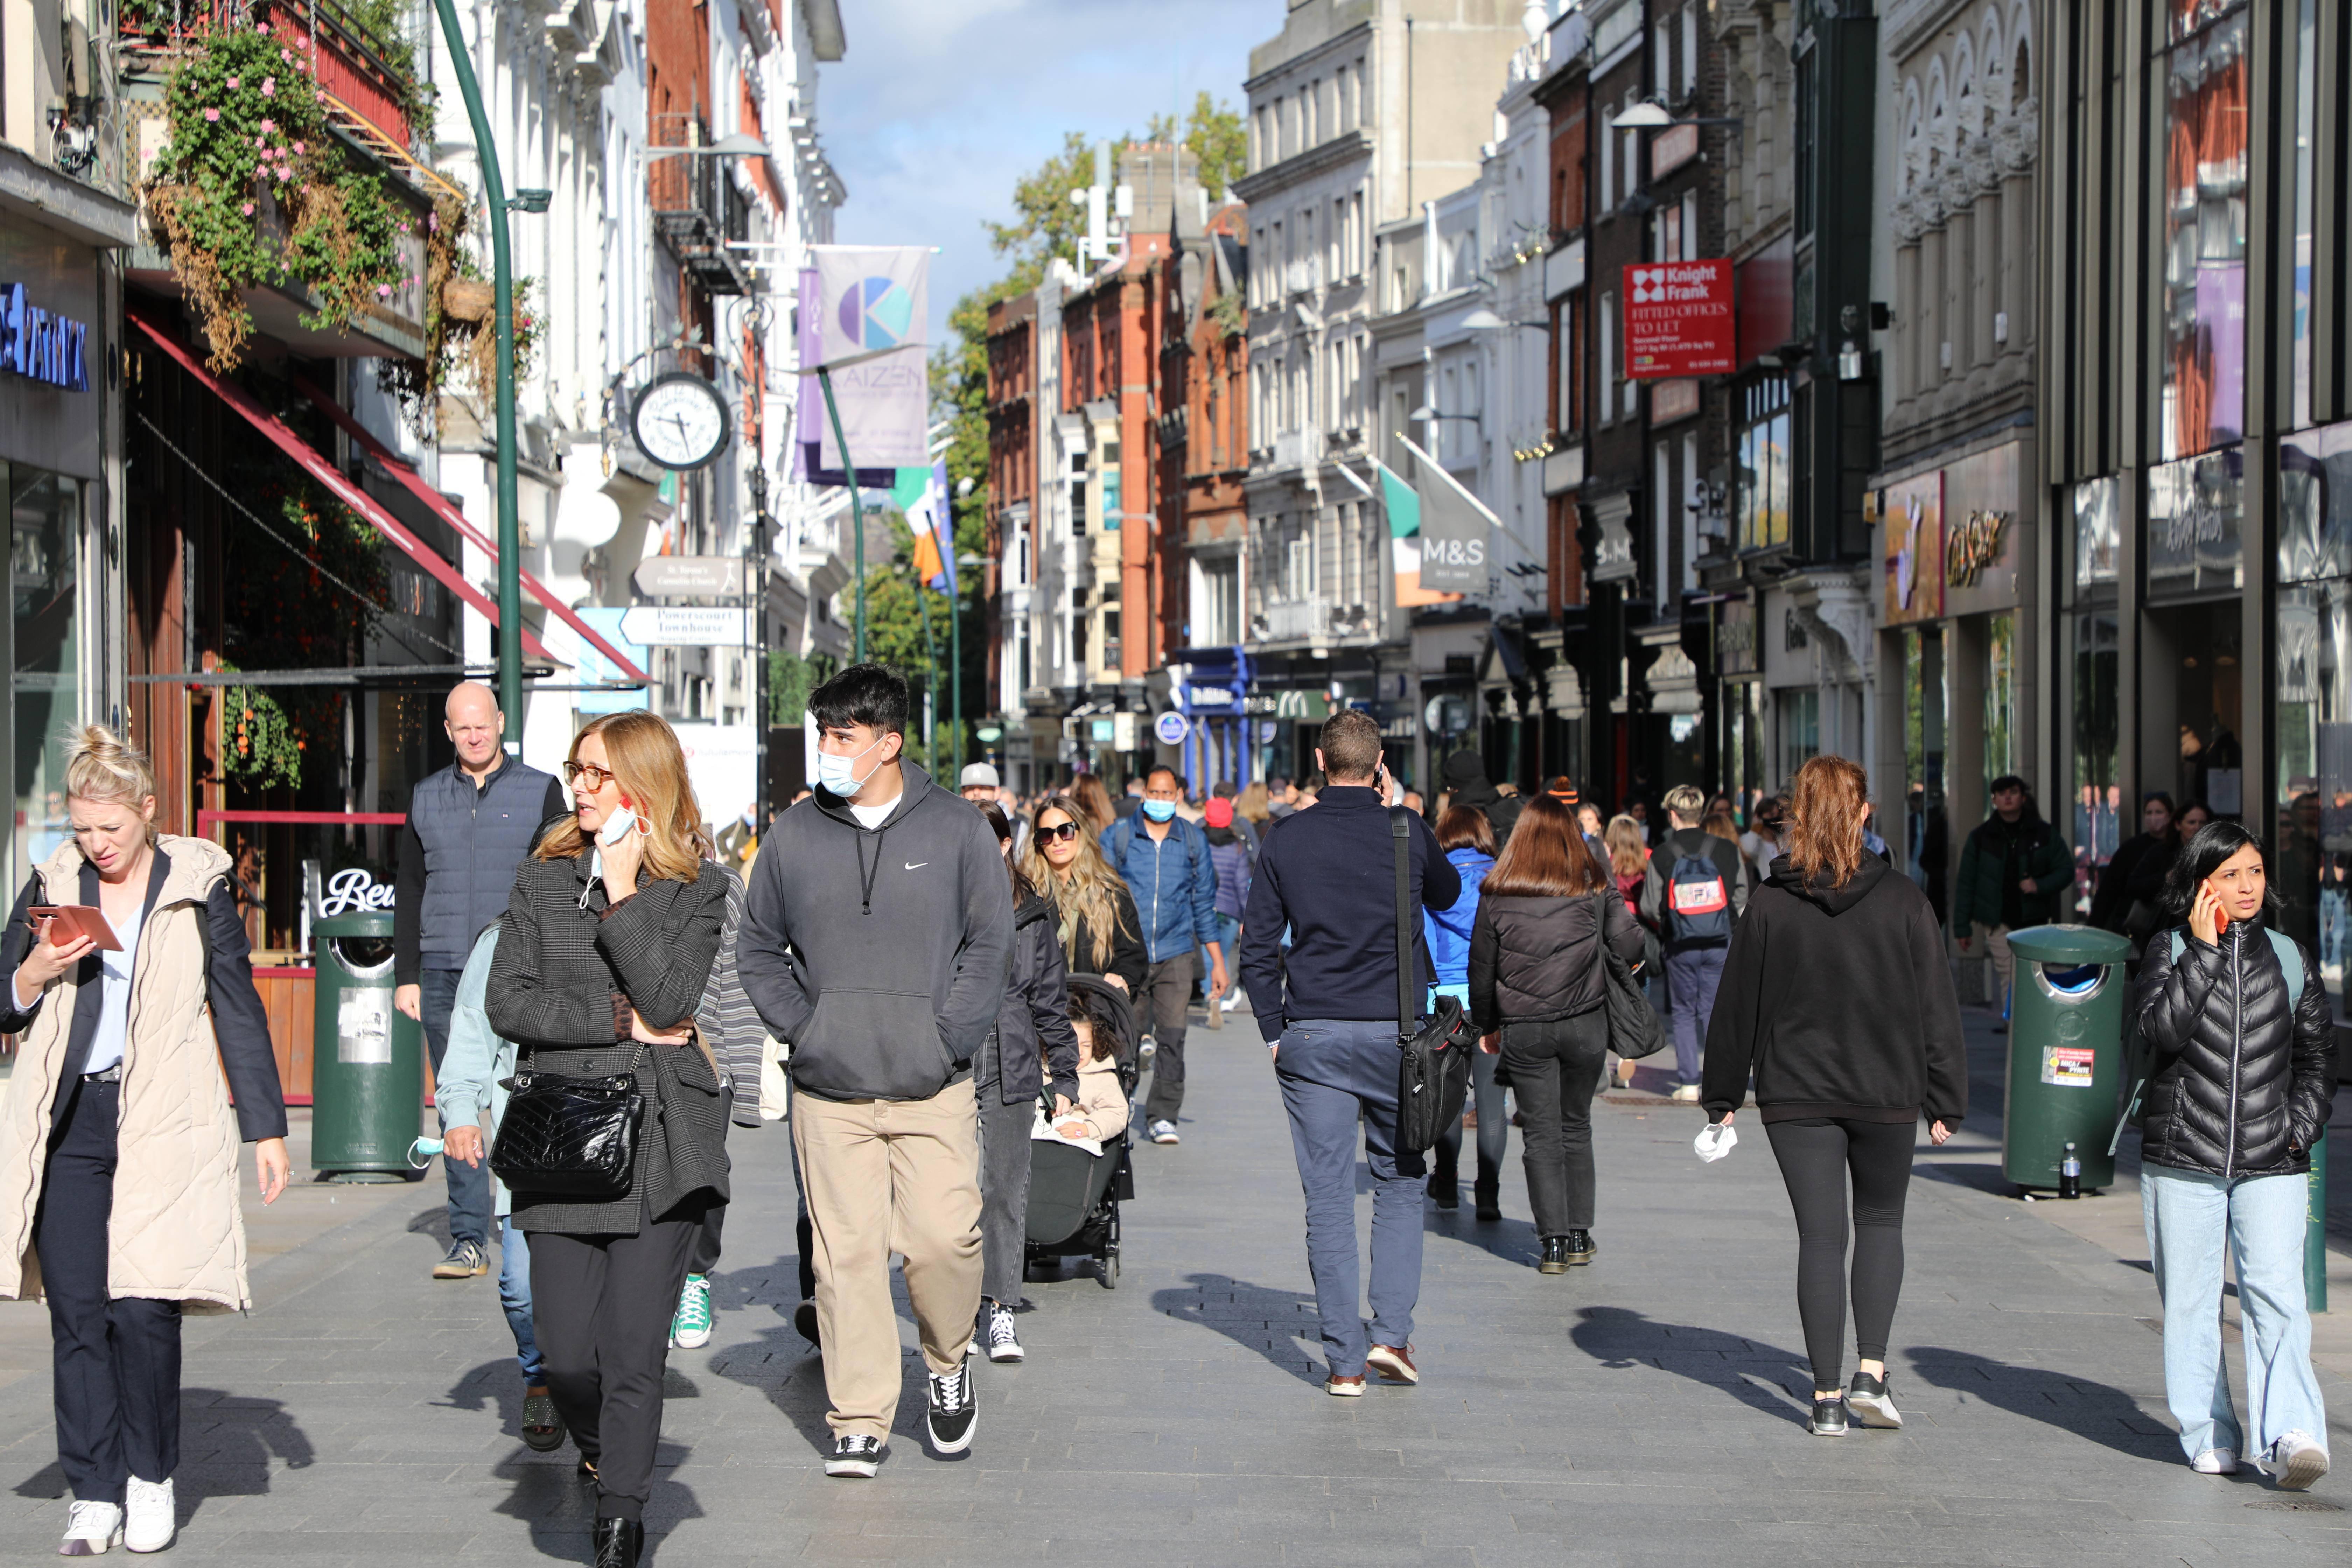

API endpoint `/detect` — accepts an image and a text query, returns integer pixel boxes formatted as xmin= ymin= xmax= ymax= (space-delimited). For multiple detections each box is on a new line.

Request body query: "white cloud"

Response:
xmin=814 ymin=0 xmax=1265 ymax=347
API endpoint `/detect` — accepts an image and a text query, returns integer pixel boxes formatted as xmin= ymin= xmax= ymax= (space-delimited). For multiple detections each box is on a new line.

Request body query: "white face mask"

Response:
xmin=816 ymin=736 xmax=886 ymax=798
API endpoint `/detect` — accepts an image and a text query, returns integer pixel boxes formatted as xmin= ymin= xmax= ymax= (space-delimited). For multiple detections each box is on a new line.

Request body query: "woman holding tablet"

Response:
xmin=0 ymin=726 xmax=289 ymax=1555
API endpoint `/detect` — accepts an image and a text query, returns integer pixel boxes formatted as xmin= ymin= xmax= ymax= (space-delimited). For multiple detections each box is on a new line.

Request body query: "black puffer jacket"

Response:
xmin=2132 ymin=918 xmax=2335 ymax=1177
xmin=1468 ymin=889 xmax=1646 ymax=1033
xmin=979 ymin=891 xmax=1081 ymax=1108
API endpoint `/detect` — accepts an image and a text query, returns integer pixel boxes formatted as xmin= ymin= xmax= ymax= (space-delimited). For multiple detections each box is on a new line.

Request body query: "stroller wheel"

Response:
xmin=1097 ymin=1250 xmax=1119 ymax=1290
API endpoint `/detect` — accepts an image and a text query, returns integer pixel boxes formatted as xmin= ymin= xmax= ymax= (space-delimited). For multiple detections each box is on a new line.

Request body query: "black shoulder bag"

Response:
xmin=1594 ymin=891 xmax=1670 ymax=1060
xmin=491 ymin=1044 xmax=648 ymax=1202
xmin=1391 ymin=808 xmax=1478 ymax=1156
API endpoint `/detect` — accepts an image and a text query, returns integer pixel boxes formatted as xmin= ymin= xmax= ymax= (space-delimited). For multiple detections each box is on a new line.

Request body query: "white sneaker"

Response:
xmin=2269 ymin=1432 xmax=2330 ymax=1491
xmin=1149 ymin=1119 xmax=1180 ymax=1145
xmin=123 ymin=1478 xmax=174 ymax=1554
xmin=59 ymin=1499 xmax=122 ymax=1556
xmin=2192 ymin=1447 xmax=2238 ymax=1475
xmin=1220 ymin=992 xmax=1245 ymax=1011
xmin=1670 ymin=1084 xmax=1700 ymax=1103
xmin=982 ymin=1300 xmax=1024 ymax=1363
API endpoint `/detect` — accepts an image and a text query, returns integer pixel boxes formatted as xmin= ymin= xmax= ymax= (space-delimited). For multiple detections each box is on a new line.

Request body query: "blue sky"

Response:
xmin=814 ymin=0 xmax=1265 ymax=348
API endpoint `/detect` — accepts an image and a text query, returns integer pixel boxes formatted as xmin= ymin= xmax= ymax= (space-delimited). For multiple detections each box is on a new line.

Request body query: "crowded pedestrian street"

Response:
xmin=0 ymin=1006 xmax=2341 ymax=1567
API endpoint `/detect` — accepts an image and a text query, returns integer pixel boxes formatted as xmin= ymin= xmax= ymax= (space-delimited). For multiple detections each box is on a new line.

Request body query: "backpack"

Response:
xmin=2110 ymin=926 xmax=2304 ymax=1153
xmin=1665 ymin=847 xmax=1732 ymax=943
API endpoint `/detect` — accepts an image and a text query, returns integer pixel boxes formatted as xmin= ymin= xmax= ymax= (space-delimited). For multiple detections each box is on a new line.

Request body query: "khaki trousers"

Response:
xmin=1987 ymin=924 xmax=2016 ymax=1011
xmin=792 ymin=1079 xmax=983 ymax=1443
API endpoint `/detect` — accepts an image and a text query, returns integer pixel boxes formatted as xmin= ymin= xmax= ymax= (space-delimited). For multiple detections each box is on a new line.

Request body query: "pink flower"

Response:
xmin=282 ymin=48 xmax=292 ymax=61
xmin=377 ymin=283 xmax=392 ymax=298
xmin=261 ymin=78 xmax=275 ymax=97
xmin=204 ymin=107 xmax=220 ymax=121
xmin=260 ymin=118 xmax=275 ymax=133
xmin=241 ymin=202 xmax=255 ymax=215
xmin=293 ymin=141 xmax=306 ymax=154
xmin=226 ymin=75 xmax=239 ymax=89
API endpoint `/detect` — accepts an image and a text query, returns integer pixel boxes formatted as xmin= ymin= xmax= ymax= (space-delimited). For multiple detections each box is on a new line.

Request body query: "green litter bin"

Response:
xmin=310 ymin=909 xmax=423 ymax=1182
xmin=2001 ymin=923 xmax=2133 ymax=1195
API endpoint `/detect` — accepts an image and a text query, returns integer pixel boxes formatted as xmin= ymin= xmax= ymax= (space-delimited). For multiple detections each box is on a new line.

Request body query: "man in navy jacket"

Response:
xmin=1240 ymin=710 xmax=1459 ymax=1395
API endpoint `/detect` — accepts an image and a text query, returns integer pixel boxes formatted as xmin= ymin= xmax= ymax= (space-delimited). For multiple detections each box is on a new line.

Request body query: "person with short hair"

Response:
xmin=0 ymin=727 xmax=290 ymax=1556
xmin=1955 ymin=774 xmax=2076 ymax=1030
xmin=1703 ymin=755 xmax=1965 ymax=1438
xmin=1240 ymin=710 xmax=1459 ymax=1395
xmin=1640 ymin=784 xmax=1751 ymax=1101
xmin=1099 ymin=766 xmax=1225 ymax=1144
xmin=1441 ymin=751 xmax=1521 ymax=849
xmin=735 ymin=664 xmax=1009 ymax=1480
xmin=394 ymin=681 xmax=568 ymax=1281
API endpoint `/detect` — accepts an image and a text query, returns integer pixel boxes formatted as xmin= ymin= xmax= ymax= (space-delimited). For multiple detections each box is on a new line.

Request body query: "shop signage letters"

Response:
xmin=0 ymin=284 xmax=91 ymax=391
xmin=1945 ymin=509 xmax=2009 ymax=587
xmin=1623 ymin=260 xmax=1735 ymax=379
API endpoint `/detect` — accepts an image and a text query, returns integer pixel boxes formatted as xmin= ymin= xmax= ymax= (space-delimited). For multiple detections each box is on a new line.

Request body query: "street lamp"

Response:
xmin=644 ymin=132 xmax=772 ymax=160
xmin=1410 ymin=405 xmax=1483 ymax=422
xmin=1611 ymin=98 xmax=1744 ymax=133
xmin=1460 ymin=308 xmax=1550 ymax=332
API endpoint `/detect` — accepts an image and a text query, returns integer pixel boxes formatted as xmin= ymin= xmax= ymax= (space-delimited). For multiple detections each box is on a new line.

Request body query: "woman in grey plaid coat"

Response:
xmin=486 ymin=712 xmax=728 ymax=1568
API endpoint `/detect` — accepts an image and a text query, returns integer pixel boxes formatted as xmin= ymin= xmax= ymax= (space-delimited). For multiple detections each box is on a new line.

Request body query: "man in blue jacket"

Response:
xmin=1100 ymin=765 xmax=1226 ymax=1145
xmin=1240 ymin=709 xmax=1460 ymax=1395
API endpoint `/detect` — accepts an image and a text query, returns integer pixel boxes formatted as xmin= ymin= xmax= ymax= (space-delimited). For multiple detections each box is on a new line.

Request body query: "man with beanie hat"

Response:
xmin=1441 ymin=751 xmax=1521 ymax=850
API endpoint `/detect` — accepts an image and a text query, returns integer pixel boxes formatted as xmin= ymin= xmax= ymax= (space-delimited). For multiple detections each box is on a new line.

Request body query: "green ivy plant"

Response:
xmin=149 ymin=23 xmax=413 ymax=370
xmin=218 ymin=668 xmax=306 ymax=791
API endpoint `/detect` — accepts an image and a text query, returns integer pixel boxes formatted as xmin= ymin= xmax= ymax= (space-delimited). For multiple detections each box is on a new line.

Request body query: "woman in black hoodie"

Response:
xmin=1702 ymin=755 xmax=1966 ymax=1437
xmin=974 ymin=805 xmax=1080 ymax=1366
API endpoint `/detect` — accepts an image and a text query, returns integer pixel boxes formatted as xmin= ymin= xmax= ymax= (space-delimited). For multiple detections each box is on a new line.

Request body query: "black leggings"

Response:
xmin=1764 ymin=1117 xmax=1916 ymax=1392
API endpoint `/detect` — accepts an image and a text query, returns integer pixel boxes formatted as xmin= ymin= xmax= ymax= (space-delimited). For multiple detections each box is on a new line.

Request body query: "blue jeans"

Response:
xmin=499 ymin=1215 xmax=545 ymax=1386
xmin=1275 ymin=1018 xmax=1426 ymax=1378
xmin=1203 ymin=915 xmax=1242 ymax=1004
xmin=421 ymin=967 xmax=493 ymax=1248
xmin=1664 ymin=944 xmax=1727 ymax=1087
xmin=2142 ymin=1165 xmax=2329 ymax=1463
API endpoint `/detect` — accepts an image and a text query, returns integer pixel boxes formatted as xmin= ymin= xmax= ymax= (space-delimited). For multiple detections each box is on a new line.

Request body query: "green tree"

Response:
xmin=1184 ymin=92 xmax=1247 ymax=202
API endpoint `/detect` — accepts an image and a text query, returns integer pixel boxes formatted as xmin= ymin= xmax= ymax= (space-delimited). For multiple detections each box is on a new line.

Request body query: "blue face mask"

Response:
xmin=1141 ymin=798 xmax=1177 ymax=823
xmin=816 ymin=737 xmax=885 ymax=798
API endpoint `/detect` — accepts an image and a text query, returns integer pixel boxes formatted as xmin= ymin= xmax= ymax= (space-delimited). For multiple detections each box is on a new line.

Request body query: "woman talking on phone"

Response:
xmin=487 ymin=712 xmax=729 ymax=1568
xmin=2131 ymin=820 xmax=2333 ymax=1489
xmin=0 ymin=727 xmax=289 ymax=1556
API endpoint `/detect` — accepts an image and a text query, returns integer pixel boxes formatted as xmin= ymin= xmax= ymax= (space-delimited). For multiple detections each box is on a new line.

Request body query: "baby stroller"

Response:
xmin=1024 ymin=973 xmax=1138 ymax=1288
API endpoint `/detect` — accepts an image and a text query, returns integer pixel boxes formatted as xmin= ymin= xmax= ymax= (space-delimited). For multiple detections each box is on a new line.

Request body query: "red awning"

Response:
xmin=127 ymin=304 xmax=554 ymax=665
xmin=292 ymin=376 xmax=653 ymax=684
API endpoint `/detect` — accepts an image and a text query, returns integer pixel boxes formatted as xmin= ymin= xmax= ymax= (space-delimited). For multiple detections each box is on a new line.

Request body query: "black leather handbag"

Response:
xmin=1595 ymin=891 xmax=1670 ymax=1060
xmin=1391 ymin=809 xmax=1478 ymax=1156
xmin=490 ymin=1045 xmax=648 ymax=1202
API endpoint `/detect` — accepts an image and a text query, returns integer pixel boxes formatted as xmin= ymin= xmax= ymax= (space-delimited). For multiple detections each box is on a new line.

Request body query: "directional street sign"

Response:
xmin=617 ymin=606 xmax=754 ymax=646
xmin=633 ymin=556 xmax=745 ymax=597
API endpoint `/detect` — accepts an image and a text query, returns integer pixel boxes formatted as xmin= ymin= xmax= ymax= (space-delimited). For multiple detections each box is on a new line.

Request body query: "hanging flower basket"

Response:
xmin=441 ymin=277 xmax=493 ymax=323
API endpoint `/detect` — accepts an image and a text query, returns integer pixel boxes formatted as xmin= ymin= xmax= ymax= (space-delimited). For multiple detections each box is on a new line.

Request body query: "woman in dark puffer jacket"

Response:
xmin=1468 ymin=794 xmax=1645 ymax=1274
xmin=973 ymin=805 xmax=1080 ymax=1366
xmin=2131 ymin=820 xmax=2333 ymax=1490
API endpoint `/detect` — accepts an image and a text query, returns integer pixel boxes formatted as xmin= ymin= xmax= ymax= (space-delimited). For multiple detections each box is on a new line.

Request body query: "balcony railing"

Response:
xmin=121 ymin=0 xmax=416 ymax=147
xmin=1257 ymin=596 xmax=1328 ymax=641
xmin=649 ymin=115 xmax=755 ymax=296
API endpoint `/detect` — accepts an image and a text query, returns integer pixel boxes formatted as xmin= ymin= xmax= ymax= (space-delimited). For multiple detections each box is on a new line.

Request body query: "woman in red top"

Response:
xmin=1601 ymin=814 xmax=1653 ymax=1087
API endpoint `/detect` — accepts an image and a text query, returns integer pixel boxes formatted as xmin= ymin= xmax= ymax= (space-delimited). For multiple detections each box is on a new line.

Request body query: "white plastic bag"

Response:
xmin=758 ymin=1034 xmax=790 ymax=1121
xmin=1693 ymin=1121 xmax=1738 ymax=1163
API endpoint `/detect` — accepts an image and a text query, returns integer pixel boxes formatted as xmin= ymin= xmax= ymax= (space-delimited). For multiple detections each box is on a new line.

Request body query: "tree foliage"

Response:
xmin=1183 ymin=92 xmax=1247 ymax=202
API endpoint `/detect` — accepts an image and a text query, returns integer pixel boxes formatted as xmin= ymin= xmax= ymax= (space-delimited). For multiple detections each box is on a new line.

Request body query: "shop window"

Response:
xmin=1985 ymin=612 xmax=2017 ymax=794
xmin=2291 ymin=0 xmax=2317 ymax=429
xmin=1737 ymin=376 xmax=1791 ymax=550
xmin=2070 ymin=611 xmax=2120 ymax=920
xmin=1778 ymin=687 xmax=1819 ymax=782
xmin=2275 ymin=417 xmax=2352 ymax=1032
xmin=1902 ymin=626 xmax=1950 ymax=924
xmin=2074 ymin=475 xmax=2120 ymax=590
xmin=11 ymin=467 xmax=79 ymax=877
xmin=2158 ymin=2 xmax=2248 ymax=460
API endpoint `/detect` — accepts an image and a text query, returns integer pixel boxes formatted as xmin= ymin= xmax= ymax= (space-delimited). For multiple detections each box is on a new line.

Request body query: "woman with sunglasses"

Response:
xmin=1022 ymin=794 xmax=1147 ymax=996
xmin=487 ymin=713 xmax=730 ymax=1568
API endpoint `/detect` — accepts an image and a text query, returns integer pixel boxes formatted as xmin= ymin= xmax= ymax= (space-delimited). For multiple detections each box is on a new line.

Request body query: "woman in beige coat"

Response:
xmin=0 ymin=728 xmax=288 ymax=1556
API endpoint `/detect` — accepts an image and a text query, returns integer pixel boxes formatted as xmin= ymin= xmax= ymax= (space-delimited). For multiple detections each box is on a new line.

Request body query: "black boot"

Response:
xmin=1563 ymin=1229 xmax=1595 ymax=1266
xmin=1473 ymin=1182 xmax=1502 ymax=1223
xmin=1426 ymin=1169 xmax=1459 ymax=1209
xmin=1539 ymin=1236 xmax=1571 ymax=1274
xmin=594 ymin=1518 xmax=643 ymax=1568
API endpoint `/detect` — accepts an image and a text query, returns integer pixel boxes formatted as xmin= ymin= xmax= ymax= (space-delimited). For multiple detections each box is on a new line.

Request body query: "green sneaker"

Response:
xmin=670 ymin=1273 xmax=713 ymax=1349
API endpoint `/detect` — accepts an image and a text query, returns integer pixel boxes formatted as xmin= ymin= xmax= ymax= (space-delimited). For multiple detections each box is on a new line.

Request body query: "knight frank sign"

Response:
xmin=1623 ymin=260 xmax=1735 ymax=380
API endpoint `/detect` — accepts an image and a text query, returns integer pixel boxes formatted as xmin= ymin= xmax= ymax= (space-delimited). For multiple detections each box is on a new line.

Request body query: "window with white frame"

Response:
xmin=1600 ymin=122 xmax=1615 ymax=210
xmin=1599 ymin=292 xmax=1618 ymax=426
xmin=1682 ymin=6 xmax=1699 ymax=97
xmin=1681 ymin=191 xmax=1698 ymax=259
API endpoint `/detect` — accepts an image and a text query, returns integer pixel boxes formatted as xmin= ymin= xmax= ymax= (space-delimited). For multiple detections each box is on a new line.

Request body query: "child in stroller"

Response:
xmin=1026 ymin=975 xmax=1138 ymax=1287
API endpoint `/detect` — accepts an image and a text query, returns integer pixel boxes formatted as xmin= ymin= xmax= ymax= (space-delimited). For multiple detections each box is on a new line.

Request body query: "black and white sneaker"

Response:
xmin=926 ymin=1356 xmax=978 ymax=1454
xmin=981 ymin=1300 xmax=1024 ymax=1363
xmin=1808 ymin=1396 xmax=1848 ymax=1436
xmin=825 ymin=1434 xmax=882 ymax=1478
xmin=1846 ymin=1371 xmax=1902 ymax=1429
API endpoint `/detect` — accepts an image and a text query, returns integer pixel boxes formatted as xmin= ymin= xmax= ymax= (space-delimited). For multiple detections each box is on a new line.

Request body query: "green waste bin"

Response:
xmin=310 ymin=909 xmax=423 ymax=1182
xmin=2001 ymin=923 xmax=2133 ymax=1195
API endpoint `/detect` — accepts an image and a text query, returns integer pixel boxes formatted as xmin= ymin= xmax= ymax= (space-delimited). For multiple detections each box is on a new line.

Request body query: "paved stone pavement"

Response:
xmin=1 ymin=1008 xmax=2347 ymax=1566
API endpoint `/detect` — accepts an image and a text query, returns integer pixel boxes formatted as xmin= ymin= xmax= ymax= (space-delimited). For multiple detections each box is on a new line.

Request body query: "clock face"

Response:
xmin=631 ymin=374 xmax=732 ymax=471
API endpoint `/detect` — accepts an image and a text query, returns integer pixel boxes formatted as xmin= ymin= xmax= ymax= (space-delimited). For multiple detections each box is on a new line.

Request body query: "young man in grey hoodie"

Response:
xmin=736 ymin=664 xmax=1013 ymax=1479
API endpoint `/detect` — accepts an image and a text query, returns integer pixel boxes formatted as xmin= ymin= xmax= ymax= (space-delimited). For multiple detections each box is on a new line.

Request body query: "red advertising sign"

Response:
xmin=1623 ymin=259 xmax=1734 ymax=379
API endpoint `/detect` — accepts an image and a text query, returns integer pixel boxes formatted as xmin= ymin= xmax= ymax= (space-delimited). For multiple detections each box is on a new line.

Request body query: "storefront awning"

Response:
xmin=127 ymin=305 xmax=554 ymax=665
xmin=293 ymin=377 xmax=652 ymax=685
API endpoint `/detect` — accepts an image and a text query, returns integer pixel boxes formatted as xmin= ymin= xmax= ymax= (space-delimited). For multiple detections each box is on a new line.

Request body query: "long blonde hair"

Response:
xmin=1785 ymin=754 xmax=1870 ymax=889
xmin=1021 ymin=794 xmax=1134 ymax=973
xmin=534 ymin=712 xmax=706 ymax=883
xmin=1068 ymin=773 xmax=1117 ymax=836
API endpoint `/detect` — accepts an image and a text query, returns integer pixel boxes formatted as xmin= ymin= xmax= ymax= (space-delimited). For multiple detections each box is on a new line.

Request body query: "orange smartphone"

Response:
xmin=2204 ymin=878 xmax=2229 ymax=936
xmin=26 ymin=905 xmax=123 ymax=952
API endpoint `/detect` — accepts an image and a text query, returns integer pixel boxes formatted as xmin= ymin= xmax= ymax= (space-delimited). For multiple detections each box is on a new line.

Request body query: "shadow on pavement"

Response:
xmin=1422 ymin=1201 xmax=1541 ymax=1268
xmin=1568 ymin=1306 xmax=1811 ymax=1428
xmin=9 ymin=1389 xmax=318 ymax=1520
xmin=706 ymin=1320 xmax=837 ymax=1457
xmin=1906 ymin=1346 xmax=2179 ymax=1459
xmin=1151 ymin=1273 xmax=1325 ymax=1385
